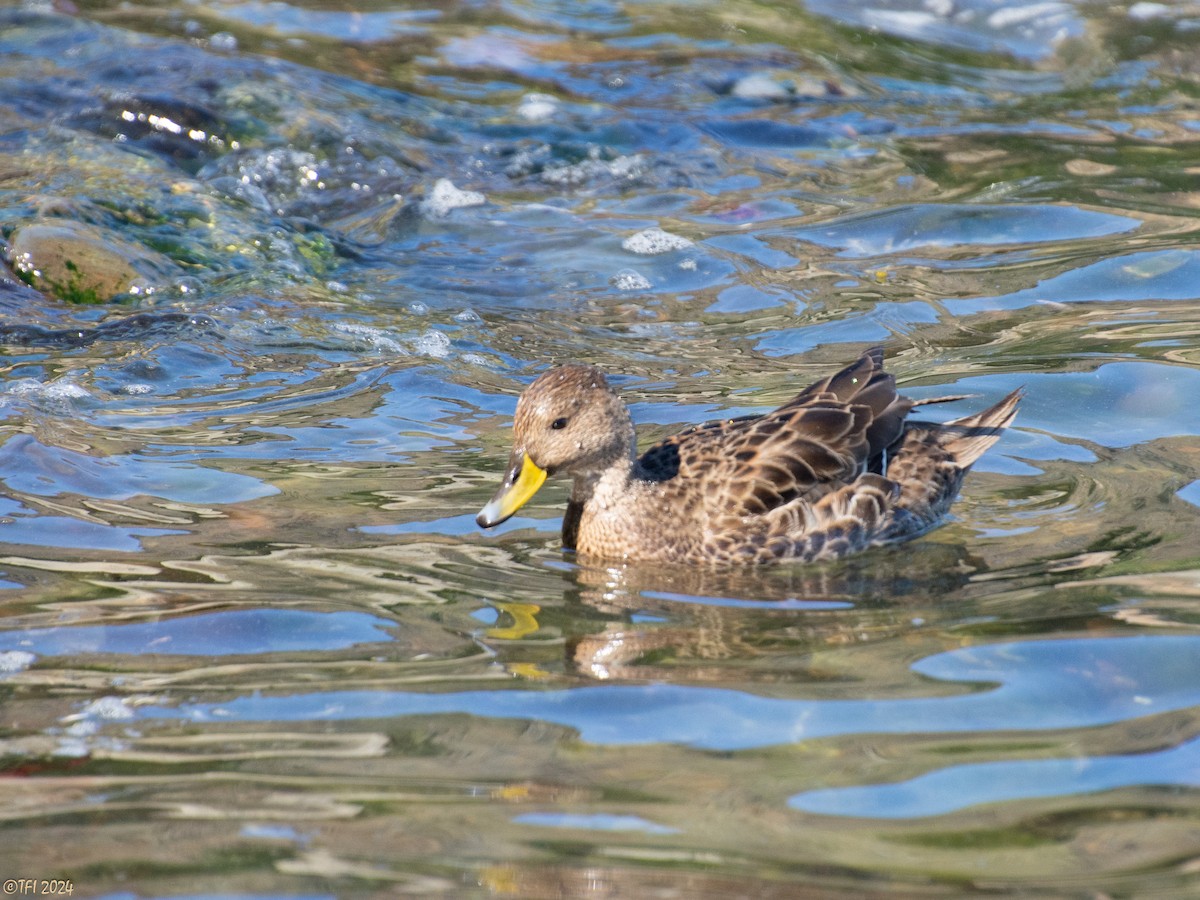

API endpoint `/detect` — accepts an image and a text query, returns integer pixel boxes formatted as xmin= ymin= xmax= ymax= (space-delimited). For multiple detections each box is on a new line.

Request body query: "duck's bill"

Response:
xmin=476 ymin=451 xmax=548 ymax=528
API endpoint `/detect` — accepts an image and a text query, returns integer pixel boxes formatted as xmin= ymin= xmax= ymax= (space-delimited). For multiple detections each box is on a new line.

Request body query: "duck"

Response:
xmin=476 ymin=347 xmax=1020 ymax=565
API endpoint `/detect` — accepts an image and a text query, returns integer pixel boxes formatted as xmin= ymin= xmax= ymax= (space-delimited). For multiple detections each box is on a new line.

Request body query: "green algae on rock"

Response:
xmin=8 ymin=220 xmax=178 ymax=303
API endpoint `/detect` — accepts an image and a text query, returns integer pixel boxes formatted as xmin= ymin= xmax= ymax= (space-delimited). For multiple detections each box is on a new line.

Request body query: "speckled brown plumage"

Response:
xmin=476 ymin=348 xmax=1020 ymax=565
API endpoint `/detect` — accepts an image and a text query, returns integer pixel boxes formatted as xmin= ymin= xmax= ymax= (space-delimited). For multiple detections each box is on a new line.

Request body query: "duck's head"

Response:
xmin=476 ymin=364 xmax=634 ymax=528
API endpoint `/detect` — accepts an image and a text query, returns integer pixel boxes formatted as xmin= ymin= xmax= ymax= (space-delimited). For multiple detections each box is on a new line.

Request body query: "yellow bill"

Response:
xmin=476 ymin=451 xmax=547 ymax=527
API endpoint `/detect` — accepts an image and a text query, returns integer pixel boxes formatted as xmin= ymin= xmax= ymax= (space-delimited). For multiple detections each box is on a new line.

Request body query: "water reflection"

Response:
xmin=791 ymin=733 xmax=1200 ymax=819
xmin=785 ymin=203 xmax=1139 ymax=257
xmin=513 ymin=811 xmax=680 ymax=834
xmin=947 ymin=249 xmax=1200 ymax=314
xmin=0 ymin=609 xmax=395 ymax=657
xmin=126 ymin=636 xmax=1200 ymax=750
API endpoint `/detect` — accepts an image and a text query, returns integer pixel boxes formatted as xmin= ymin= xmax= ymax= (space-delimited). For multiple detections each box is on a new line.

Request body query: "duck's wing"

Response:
xmin=783 ymin=345 xmax=916 ymax=460
xmin=637 ymin=348 xmax=911 ymax=518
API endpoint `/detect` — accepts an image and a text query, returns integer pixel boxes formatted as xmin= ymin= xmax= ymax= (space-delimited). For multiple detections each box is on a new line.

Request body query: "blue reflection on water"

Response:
xmin=805 ymin=0 xmax=1084 ymax=61
xmin=952 ymin=362 xmax=1200 ymax=449
xmin=1175 ymin=480 xmax=1200 ymax=509
xmin=360 ymin=512 xmax=559 ymax=537
xmin=0 ymin=609 xmax=395 ymax=656
xmin=0 ymin=495 xmax=185 ymax=552
xmin=0 ymin=433 xmax=276 ymax=503
xmin=639 ymin=590 xmax=852 ymax=611
xmin=514 ymin=812 xmax=679 ymax=834
xmin=790 ymin=736 xmax=1200 ymax=819
xmin=211 ymin=1 xmax=441 ymax=41
xmin=947 ymin=249 xmax=1200 ymax=314
xmin=784 ymin=203 xmax=1137 ymax=258
xmin=133 ymin=636 xmax=1200 ymax=749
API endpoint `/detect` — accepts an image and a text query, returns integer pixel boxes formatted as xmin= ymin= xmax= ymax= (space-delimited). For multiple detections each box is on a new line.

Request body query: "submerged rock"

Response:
xmin=69 ymin=93 xmax=240 ymax=173
xmin=8 ymin=220 xmax=178 ymax=304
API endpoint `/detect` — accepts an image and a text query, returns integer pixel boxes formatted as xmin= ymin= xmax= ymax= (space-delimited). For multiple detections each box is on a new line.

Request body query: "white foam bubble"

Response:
xmin=332 ymin=322 xmax=407 ymax=353
xmin=517 ymin=93 xmax=559 ymax=122
xmin=0 ymin=650 xmax=35 ymax=674
xmin=730 ymin=72 xmax=793 ymax=101
xmin=3 ymin=378 xmax=90 ymax=402
xmin=987 ymin=3 xmax=1067 ymax=30
xmin=611 ymin=270 xmax=652 ymax=291
xmin=536 ymin=150 xmax=646 ymax=186
xmin=622 ymin=227 xmax=694 ymax=255
xmin=65 ymin=719 xmax=99 ymax=737
xmin=421 ymin=179 xmax=486 ymax=217
xmin=81 ymin=696 xmax=136 ymax=721
xmin=1129 ymin=2 xmax=1170 ymax=20
xmin=413 ymin=329 xmax=452 ymax=358
xmin=53 ymin=738 xmax=92 ymax=758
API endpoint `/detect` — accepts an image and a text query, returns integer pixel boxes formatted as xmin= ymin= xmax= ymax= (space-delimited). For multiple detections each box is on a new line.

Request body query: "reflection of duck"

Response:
xmin=478 ymin=348 xmax=1019 ymax=565
xmin=565 ymin=543 xmax=982 ymax=683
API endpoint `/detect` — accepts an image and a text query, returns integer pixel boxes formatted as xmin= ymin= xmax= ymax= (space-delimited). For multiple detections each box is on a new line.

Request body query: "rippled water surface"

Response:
xmin=2 ymin=0 xmax=1200 ymax=896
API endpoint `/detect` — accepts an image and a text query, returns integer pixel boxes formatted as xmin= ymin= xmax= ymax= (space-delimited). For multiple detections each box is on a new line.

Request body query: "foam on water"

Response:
xmin=622 ymin=227 xmax=694 ymax=255
xmin=421 ymin=178 xmax=486 ymax=216
xmin=610 ymin=269 xmax=652 ymax=290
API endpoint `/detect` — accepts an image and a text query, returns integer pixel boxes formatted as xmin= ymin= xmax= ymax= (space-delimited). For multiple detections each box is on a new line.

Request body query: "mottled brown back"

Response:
xmin=611 ymin=349 xmax=1019 ymax=563
xmin=637 ymin=348 xmax=909 ymax=521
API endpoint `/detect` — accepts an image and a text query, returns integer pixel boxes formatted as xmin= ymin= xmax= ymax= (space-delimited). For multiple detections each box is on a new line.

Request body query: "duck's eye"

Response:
xmin=550 ymin=417 xmax=569 ymax=430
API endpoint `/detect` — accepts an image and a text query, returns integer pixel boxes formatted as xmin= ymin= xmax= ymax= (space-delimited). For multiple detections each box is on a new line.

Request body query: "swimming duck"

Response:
xmin=476 ymin=348 xmax=1020 ymax=565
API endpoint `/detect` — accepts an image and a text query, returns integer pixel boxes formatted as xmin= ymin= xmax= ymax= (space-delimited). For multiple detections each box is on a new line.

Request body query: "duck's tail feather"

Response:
xmin=938 ymin=387 xmax=1023 ymax=468
xmin=910 ymin=393 xmax=971 ymax=408
xmin=879 ymin=388 xmax=1022 ymax=539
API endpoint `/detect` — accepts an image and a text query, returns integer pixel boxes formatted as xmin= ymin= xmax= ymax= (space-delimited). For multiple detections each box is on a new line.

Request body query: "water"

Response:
xmin=1 ymin=0 xmax=1199 ymax=895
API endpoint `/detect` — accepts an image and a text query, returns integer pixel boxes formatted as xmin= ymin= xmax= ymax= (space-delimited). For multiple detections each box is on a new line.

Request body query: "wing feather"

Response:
xmin=636 ymin=348 xmax=907 ymax=519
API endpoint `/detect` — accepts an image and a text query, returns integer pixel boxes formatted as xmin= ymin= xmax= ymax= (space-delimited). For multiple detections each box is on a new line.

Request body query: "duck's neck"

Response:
xmin=563 ymin=451 xmax=636 ymax=550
